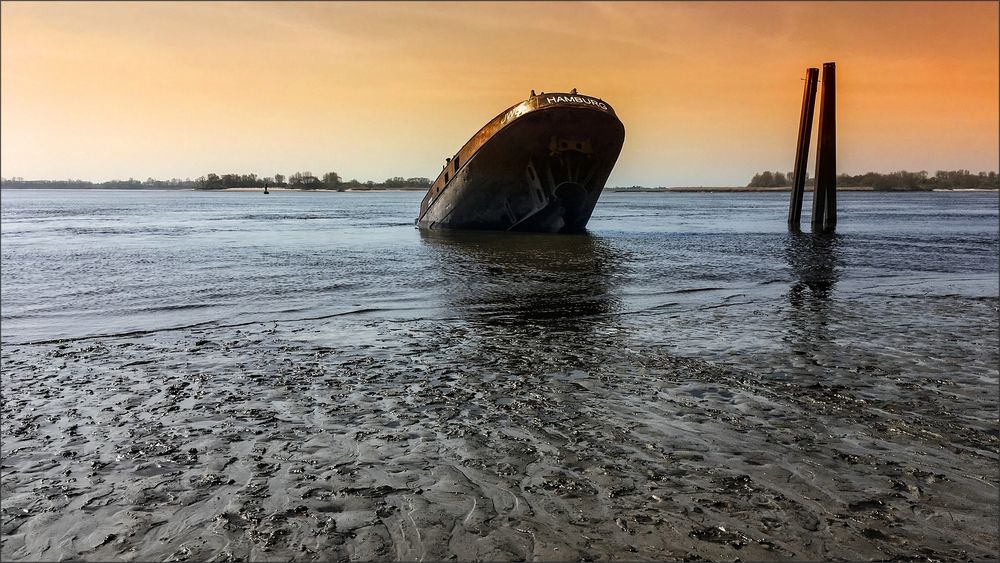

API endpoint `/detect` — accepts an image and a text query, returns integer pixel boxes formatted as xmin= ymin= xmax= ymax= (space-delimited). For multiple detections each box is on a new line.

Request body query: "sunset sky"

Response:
xmin=2 ymin=1 xmax=997 ymax=186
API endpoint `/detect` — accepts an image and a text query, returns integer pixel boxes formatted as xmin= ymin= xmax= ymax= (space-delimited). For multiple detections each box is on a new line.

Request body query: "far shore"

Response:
xmin=218 ymin=186 xmax=998 ymax=193
xmin=607 ymin=186 xmax=996 ymax=193
xmin=220 ymin=187 xmax=427 ymax=192
xmin=613 ymin=187 xmax=997 ymax=193
xmin=626 ymin=186 xmax=876 ymax=193
xmin=2 ymin=185 xmax=995 ymax=193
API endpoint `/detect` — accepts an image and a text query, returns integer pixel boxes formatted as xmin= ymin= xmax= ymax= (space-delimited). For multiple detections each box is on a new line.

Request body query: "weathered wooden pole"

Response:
xmin=812 ymin=62 xmax=837 ymax=233
xmin=788 ymin=67 xmax=819 ymax=231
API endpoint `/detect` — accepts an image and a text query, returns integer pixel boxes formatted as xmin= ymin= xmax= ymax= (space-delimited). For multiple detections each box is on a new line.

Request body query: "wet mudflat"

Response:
xmin=2 ymin=190 xmax=998 ymax=561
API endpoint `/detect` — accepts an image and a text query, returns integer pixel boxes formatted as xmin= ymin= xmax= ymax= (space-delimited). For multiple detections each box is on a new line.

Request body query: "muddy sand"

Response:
xmin=2 ymin=312 xmax=997 ymax=562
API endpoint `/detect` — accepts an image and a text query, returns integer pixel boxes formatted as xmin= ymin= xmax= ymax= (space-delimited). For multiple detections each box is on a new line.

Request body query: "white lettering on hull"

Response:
xmin=545 ymin=95 xmax=608 ymax=110
xmin=501 ymin=103 xmax=530 ymax=125
xmin=502 ymin=94 xmax=611 ymax=126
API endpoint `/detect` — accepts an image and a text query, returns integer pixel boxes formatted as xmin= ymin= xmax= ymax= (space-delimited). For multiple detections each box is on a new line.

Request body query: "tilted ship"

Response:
xmin=416 ymin=90 xmax=625 ymax=233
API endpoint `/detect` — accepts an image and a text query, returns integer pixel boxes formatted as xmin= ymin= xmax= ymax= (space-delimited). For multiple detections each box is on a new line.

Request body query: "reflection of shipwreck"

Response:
xmin=419 ymin=229 xmax=621 ymax=331
xmin=416 ymin=90 xmax=625 ymax=233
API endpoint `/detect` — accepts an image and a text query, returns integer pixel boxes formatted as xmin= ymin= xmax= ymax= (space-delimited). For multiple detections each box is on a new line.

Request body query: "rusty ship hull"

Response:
xmin=416 ymin=92 xmax=625 ymax=233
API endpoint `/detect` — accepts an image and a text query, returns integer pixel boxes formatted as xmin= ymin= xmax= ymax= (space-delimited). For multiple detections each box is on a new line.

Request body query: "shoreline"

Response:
xmin=220 ymin=187 xmax=427 ymax=192
xmin=615 ymin=186 xmax=874 ymax=193
xmin=223 ymin=186 xmax=1000 ymax=193
xmin=2 ymin=186 xmax=996 ymax=193
xmin=611 ymin=186 xmax=999 ymax=193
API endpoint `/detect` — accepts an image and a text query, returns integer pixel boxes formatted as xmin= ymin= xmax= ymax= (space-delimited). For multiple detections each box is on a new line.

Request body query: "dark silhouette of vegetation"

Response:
xmin=0 ymin=177 xmax=199 ymax=190
xmin=199 ymin=173 xmax=270 ymax=190
xmin=748 ymin=171 xmax=794 ymax=187
xmin=192 ymin=171 xmax=431 ymax=191
xmin=4 ymin=169 xmax=994 ymax=192
xmin=336 ymin=176 xmax=431 ymax=191
xmin=0 ymin=172 xmax=433 ymax=191
xmin=837 ymin=169 xmax=998 ymax=190
xmin=749 ymin=169 xmax=998 ymax=190
xmin=322 ymin=172 xmax=342 ymax=191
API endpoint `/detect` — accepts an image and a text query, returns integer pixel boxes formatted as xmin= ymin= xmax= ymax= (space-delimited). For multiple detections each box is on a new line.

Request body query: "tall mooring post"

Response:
xmin=811 ymin=62 xmax=837 ymax=233
xmin=788 ymin=67 xmax=819 ymax=231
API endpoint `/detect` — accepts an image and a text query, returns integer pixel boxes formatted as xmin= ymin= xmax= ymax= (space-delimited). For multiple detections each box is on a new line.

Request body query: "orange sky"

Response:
xmin=2 ymin=1 xmax=997 ymax=186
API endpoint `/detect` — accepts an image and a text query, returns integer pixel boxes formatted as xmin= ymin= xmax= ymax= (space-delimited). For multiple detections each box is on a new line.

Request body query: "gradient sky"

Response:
xmin=2 ymin=1 xmax=997 ymax=186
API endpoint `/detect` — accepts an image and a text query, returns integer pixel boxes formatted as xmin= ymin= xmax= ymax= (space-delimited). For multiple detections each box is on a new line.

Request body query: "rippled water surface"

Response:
xmin=2 ymin=189 xmax=997 ymax=561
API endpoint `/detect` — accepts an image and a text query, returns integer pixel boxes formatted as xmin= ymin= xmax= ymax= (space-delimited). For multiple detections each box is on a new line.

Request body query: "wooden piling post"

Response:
xmin=788 ymin=67 xmax=819 ymax=231
xmin=812 ymin=62 xmax=837 ymax=233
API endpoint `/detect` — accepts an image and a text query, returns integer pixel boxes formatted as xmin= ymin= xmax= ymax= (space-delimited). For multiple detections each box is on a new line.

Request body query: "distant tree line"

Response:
xmin=748 ymin=171 xmax=795 ymax=187
xmin=1 ymin=172 xmax=433 ymax=191
xmin=749 ymin=169 xmax=999 ymax=190
xmin=839 ymin=169 xmax=998 ymax=190
xmin=0 ymin=177 xmax=199 ymax=190
xmin=194 ymin=171 xmax=432 ymax=191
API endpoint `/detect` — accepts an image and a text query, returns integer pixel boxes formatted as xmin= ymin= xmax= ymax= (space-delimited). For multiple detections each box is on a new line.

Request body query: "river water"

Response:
xmin=1 ymin=189 xmax=997 ymax=561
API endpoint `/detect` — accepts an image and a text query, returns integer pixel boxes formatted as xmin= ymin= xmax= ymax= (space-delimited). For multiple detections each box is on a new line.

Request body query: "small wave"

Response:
xmin=131 ymin=303 xmax=223 ymax=313
xmin=666 ymin=286 xmax=729 ymax=294
xmin=12 ymin=307 xmax=388 ymax=346
xmin=224 ymin=213 xmax=343 ymax=221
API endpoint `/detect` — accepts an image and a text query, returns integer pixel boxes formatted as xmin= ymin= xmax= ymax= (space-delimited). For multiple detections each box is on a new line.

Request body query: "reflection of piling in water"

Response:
xmin=788 ymin=68 xmax=819 ymax=231
xmin=785 ymin=232 xmax=840 ymax=365
xmin=786 ymin=232 xmax=840 ymax=307
xmin=812 ymin=62 xmax=837 ymax=233
xmin=783 ymin=232 xmax=841 ymax=376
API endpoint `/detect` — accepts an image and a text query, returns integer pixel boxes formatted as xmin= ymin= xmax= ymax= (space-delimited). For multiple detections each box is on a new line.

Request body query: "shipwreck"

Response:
xmin=416 ymin=90 xmax=625 ymax=233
